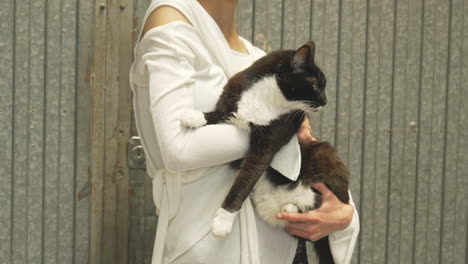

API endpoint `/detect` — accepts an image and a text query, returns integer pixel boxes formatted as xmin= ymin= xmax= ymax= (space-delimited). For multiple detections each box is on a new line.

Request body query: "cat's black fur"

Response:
xmin=203 ymin=41 xmax=327 ymax=213
xmin=272 ymin=141 xmax=350 ymax=264
xmin=186 ymin=41 xmax=351 ymax=263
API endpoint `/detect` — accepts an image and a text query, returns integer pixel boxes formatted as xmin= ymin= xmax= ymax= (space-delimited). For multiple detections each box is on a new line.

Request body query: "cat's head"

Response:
xmin=277 ymin=41 xmax=327 ymax=111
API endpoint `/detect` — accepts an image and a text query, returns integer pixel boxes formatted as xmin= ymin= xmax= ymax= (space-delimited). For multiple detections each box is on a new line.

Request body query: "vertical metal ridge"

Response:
xmin=25 ymin=0 xmax=32 ymax=260
xmin=358 ymin=0 xmax=370 ymax=257
xmin=385 ymin=0 xmax=398 ymax=261
xmin=41 ymin=0 xmax=49 ymax=262
xmin=251 ymin=0 xmax=256 ymax=43
xmin=72 ymin=0 xmax=80 ymax=263
xmin=412 ymin=0 xmax=426 ymax=261
xmin=10 ymin=0 xmax=16 ymax=261
xmin=56 ymin=0 xmax=64 ymax=261
xmin=439 ymin=1 xmax=453 ymax=262
xmin=334 ymin=0 xmax=342 ymax=147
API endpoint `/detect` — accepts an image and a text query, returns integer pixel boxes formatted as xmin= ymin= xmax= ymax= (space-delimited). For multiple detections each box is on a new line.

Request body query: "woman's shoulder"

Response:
xmin=140 ymin=5 xmax=192 ymax=40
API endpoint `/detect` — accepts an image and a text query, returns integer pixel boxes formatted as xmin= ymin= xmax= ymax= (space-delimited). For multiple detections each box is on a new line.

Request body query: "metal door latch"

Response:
xmin=128 ymin=136 xmax=146 ymax=169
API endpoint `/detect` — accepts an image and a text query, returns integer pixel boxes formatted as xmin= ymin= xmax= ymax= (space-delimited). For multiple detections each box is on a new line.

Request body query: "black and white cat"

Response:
xmin=181 ymin=41 xmax=350 ymax=263
xmin=180 ymin=41 xmax=327 ymax=234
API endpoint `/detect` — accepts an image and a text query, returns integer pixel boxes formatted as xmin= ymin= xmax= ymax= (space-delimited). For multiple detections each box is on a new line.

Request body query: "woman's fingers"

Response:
xmin=277 ymin=211 xmax=320 ymax=223
xmin=286 ymin=227 xmax=324 ymax=242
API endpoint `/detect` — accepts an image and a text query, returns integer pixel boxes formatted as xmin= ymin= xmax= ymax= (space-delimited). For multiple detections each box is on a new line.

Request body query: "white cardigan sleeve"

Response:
xmin=139 ymin=23 xmax=251 ymax=172
xmin=329 ymin=192 xmax=360 ymax=264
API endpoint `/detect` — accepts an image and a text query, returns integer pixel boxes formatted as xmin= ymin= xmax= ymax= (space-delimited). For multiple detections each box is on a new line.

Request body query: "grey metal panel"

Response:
xmin=58 ymin=0 xmax=78 ymax=262
xmin=387 ymin=0 xmax=409 ymax=262
xmin=347 ymin=0 xmax=368 ymax=263
xmin=28 ymin=0 xmax=46 ymax=263
xmin=74 ymin=0 xmax=93 ymax=262
xmin=359 ymin=0 xmax=380 ymax=262
xmin=374 ymin=0 xmax=394 ymax=262
xmin=441 ymin=0 xmax=464 ymax=263
xmin=43 ymin=0 xmax=62 ymax=262
xmin=399 ymin=0 xmax=423 ymax=262
xmin=309 ymin=0 xmax=326 ymax=139
xmin=0 ymin=0 xmax=14 ymax=262
xmin=236 ymin=0 xmax=254 ymax=42
xmin=415 ymin=0 xmax=437 ymax=262
xmin=253 ymin=0 xmax=282 ymax=52
xmin=318 ymin=0 xmax=339 ymax=145
xmin=454 ymin=2 xmax=468 ymax=262
xmin=12 ymin=0 xmax=31 ymax=262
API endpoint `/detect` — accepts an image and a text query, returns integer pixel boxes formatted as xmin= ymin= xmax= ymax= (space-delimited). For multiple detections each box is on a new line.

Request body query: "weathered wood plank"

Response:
xmin=12 ymin=0 xmax=31 ymax=262
xmin=0 ymin=0 xmax=14 ymax=261
xmin=144 ymin=175 xmax=157 ymax=264
xmin=116 ymin=0 xmax=134 ymax=263
xmin=57 ymin=0 xmax=78 ymax=263
xmin=90 ymin=0 xmax=108 ymax=263
xmin=399 ymin=0 xmax=423 ymax=263
xmin=27 ymin=0 xmax=46 ymax=263
xmin=74 ymin=0 xmax=94 ymax=262
xmin=102 ymin=0 xmax=121 ymax=262
xmin=128 ymin=170 xmax=146 ymax=264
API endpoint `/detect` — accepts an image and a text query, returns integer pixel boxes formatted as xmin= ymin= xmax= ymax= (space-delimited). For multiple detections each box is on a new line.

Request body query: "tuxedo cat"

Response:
xmin=252 ymin=141 xmax=350 ymax=264
xmin=180 ymin=41 xmax=349 ymax=263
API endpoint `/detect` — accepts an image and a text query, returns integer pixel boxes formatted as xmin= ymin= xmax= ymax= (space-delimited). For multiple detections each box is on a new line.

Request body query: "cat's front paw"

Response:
xmin=180 ymin=109 xmax=207 ymax=128
xmin=281 ymin=203 xmax=300 ymax=213
xmin=211 ymin=208 xmax=238 ymax=237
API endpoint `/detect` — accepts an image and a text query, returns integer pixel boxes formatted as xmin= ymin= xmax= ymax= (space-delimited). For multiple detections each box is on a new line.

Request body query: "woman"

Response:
xmin=129 ymin=0 xmax=359 ymax=263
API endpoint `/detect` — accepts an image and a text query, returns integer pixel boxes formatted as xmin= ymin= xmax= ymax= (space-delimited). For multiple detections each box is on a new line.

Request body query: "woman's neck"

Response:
xmin=198 ymin=0 xmax=248 ymax=53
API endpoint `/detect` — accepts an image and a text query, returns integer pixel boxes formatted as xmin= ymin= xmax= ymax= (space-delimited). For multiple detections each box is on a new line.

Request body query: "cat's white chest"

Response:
xmin=234 ymin=75 xmax=301 ymax=126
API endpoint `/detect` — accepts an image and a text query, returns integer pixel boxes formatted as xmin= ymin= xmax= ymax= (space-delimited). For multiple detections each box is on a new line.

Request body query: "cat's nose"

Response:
xmin=320 ymin=94 xmax=327 ymax=106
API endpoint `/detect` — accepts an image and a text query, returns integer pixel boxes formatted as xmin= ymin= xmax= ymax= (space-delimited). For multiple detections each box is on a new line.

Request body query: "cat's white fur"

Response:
xmin=180 ymin=75 xmax=316 ymax=236
xmin=179 ymin=75 xmax=310 ymax=130
xmin=212 ymin=208 xmax=238 ymax=237
xmin=251 ymin=174 xmax=317 ymax=228
xmin=179 ymin=109 xmax=207 ymax=128
xmin=232 ymin=75 xmax=309 ymax=127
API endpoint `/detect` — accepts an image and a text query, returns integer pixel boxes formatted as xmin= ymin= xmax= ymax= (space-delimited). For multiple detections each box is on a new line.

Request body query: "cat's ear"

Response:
xmin=291 ymin=41 xmax=316 ymax=71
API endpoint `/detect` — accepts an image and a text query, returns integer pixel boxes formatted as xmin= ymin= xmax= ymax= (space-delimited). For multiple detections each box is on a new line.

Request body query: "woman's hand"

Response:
xmin=296 ymin=117 xmax=317 ymax=143
xmin=276 ymin=183 xmax=354 ymax=241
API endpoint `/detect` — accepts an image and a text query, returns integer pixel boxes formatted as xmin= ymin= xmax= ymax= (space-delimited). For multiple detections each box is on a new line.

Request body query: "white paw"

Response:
xmin=211 ymin=208 xmax=238 ymax=237
xmin=281 ymin=203 xmax=299 ymax=213
xmin=179 ymin=109 xmax=207 ymax=128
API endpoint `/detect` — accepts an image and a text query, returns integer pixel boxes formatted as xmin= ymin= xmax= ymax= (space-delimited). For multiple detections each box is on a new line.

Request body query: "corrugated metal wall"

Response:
xmin=0 ymin=0 xmax=93 ymax=263
xmin=1 ymin=0 xmax=468 ymax=264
